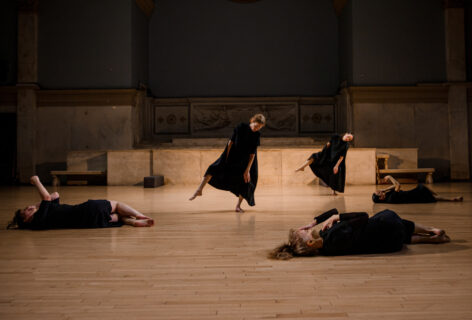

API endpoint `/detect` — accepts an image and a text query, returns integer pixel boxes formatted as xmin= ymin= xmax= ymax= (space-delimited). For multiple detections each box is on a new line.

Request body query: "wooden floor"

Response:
xmin=1 ymin=183 xmax=471 ymax=320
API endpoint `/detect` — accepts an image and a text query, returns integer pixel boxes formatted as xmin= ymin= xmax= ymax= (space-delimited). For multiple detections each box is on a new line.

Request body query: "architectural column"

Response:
xmin=17 ymin=0 xmax=39 ymax=183
xmin=444 ymin=0 xmax=470 ymax=179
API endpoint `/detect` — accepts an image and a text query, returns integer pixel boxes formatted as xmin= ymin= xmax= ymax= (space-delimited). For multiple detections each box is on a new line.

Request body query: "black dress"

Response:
xmin=314 ymin=209 xmax=414 ymax=255
xmin=28 ymin=199 xmax=123 ymax=230
xmin=308 ymin=135 xmax=349 ymax=192
xmin=381 ymin=184 xmax=437 ymax=204
xmin=205 ymin=123 xmax=260 ymax=206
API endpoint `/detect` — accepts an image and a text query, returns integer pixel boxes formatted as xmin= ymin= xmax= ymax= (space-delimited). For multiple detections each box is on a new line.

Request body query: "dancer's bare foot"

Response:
xmin=295 ymin=167 xmax=304 ymax=172
xmin=136 ymin=214 xmax=152 ymax=220
xmin=453 ymin=196 xmax=463 ymax=202
xmin=332 ymin=190 xmax=337 ymax=196
xmin=189 ymin=190 xmax=202 ymax=201
xmin=430 ymin=228 xmax=445 ymax=236
xmin=133 ymin=218 xmax=154 ymax=227
xmin=235 ymin=206 xmax=245 ymax=213
xmin=430 ymin=233 xmax=450 ymax=243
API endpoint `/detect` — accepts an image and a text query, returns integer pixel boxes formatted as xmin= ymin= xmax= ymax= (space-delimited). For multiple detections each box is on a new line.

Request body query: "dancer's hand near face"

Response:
xmin=321 ymin=215 xmax=340 ymax=231
xmin=299 ymin=220 xmax=317 ymax=231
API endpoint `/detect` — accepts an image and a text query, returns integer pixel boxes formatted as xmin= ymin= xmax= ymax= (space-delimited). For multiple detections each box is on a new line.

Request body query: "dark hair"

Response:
xmin=6 ymin=209 xmax=31 ymax=229
xmin=372 ymin=193 xmax=384 ymax=203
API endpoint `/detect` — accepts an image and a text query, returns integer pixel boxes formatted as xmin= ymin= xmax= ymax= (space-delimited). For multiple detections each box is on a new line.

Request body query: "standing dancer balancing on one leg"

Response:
xmin=372 ymin=175 xmax=463 ymax=203
xmin=295 ymin=133 xmax=353 ymax=195
xmin=189 ymin=114 xmax=266 ymax=212
xmin=7 ymin=176 xmax=154 ymax=230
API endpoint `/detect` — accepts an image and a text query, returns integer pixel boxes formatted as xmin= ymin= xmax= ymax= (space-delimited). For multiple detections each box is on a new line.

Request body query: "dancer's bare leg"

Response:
xmin=110 ymin=200 xmax=153 ymax=220
xmin=121 ymin=216 xmax=154 ymax=227
xmin=189 ymin=175 xmax=212 ymax=200
xmin=414 ymin=222 xmax=444 ymax=236
xmin=235 ymin=195 xmax=244 ymax=213
xmin=411 ymin=233 xmax=450 ymax=244
xmin=295 ymin=158 xmax=313 ymax=172
xmin=434 ymin=195 xmax=463 ymax=202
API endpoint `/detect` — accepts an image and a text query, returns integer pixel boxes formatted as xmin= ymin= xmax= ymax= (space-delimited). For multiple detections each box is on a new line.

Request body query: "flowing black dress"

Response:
xmin=27 ymin=198 xmax=123 ymax=230
xmin=314 ymin=209 xmax=415 ymax=256
xmin=374 ymin=184 xmax=437 ymax=204
xmin=308 ymin=135 xmax=349 ymax=192
xmin=205 ymin=123 xmax=260 ymax=206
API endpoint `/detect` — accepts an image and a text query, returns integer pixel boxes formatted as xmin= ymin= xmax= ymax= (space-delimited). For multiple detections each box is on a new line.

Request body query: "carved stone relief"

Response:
xmin=299 ymin=104 xmax=335 ymax=133
xmin=154 ymin=106 xmax=189 ymax=134
xmin=191 ymin=103 xmax=298 ymax=137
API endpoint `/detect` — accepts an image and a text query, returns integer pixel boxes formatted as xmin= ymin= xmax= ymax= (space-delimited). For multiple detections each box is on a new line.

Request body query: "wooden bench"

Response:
xmin=51 ymin=170 xmax=106 ymax=187
xmin=378 ymin=168 xmax=435 ymax=184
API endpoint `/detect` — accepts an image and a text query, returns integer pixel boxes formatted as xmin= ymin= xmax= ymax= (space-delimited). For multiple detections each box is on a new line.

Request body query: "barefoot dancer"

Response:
xmin=372 ymin=175 xmax=463 ymax=203
xmin=189 ymin=114 xmax=266 ymax=212
xmin=269 ymin=208 xmax=450 ymax=260
xmin=7 ymin=176 xmax=154 ymax=230
xmin=295 ymin=133 xmax=353 ymax=195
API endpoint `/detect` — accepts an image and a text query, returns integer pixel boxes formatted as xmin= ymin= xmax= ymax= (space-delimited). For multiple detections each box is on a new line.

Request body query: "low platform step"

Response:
xmin=51 ymin=170 xmax=106 ymax=186
xmin=378 ymin=168 xmax=435 ymax=184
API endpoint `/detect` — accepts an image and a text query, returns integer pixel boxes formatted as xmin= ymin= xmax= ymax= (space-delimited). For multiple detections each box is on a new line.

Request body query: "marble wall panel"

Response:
xmin=107 ymin=150 xmax=151 ymax=185
xmin=153 ymin=149 xmax=202 ymax=185
xmin=345 ymin=149 xmax=376 ymax=185
xmin=376 ymin=148 xmax=418 ymax=169
xmin=258 ymin=150 xmax=282 ymax=185
xmin=67 ymin=151 xmax=107 ymax=171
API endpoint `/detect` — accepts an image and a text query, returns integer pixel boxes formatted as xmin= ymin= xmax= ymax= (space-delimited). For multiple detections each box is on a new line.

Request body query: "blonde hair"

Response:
xmin=250 ymin=113 xmax=266 ymax=125
xmin=268 ymin=229 xmax=320 ymax=260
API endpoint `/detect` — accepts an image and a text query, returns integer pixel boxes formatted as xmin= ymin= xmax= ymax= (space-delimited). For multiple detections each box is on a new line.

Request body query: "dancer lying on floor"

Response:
xmin=372 ymin=175 xmax=463 ymax=203
xmin=7 ymin=176 xmax=154 ymax=230
xmin=269 ymin=208 xmax=450 ymax=260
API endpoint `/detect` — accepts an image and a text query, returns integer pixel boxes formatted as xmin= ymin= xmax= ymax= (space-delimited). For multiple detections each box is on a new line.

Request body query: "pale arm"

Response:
xmin=226 ymin=140 xmax=233 ymax=161
xmin=30 ymin=176 xmax=51 ymax=201
xmin=383 ymin=175 xmax=401 ymax=192
xmin=333 ymin=156 xmax=344 ymax=174
xmin=243 ymin=154 xmax=256 ymax=183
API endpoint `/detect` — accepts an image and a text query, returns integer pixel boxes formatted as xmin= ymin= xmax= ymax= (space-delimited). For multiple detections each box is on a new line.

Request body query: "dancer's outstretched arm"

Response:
xmin=30 ymin=176 xmax=51 ymax=201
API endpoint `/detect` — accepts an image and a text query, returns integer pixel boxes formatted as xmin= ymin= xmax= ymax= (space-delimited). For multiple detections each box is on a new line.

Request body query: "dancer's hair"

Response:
xmin=6 ymin=209 xmax=27 ymax=229
xmin=268 ymin=229 xmax=320 ymax=260
xmin=250 ymin=114 xmax=266 ymax=125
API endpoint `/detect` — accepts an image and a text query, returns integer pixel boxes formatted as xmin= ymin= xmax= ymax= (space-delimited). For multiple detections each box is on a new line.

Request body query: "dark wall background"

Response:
xmin=0 ymin=0 xmax=17 ymax=85
xmin=466 ymin=0 xmax=472 ymax=82
xmin=149 ymin=0 xmax=339 ymax=97
xmin=341 ymin=0 xmax=446 ymax=86
xmin=38 ymin=0 xmax=147 ymax=89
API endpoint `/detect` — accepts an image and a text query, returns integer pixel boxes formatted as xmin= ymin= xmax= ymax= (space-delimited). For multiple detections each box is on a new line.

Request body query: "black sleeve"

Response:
xmin=314 ymin=208 xmax=339 ymax=223
xmin=230 ymin=124 xmax=241 ymax=142
xmin=30 ymin=200 xmax=52 ymax=230
xmin=339 ymin=212 xmax=369 ymax=229
xmin=52 ymin=198 xmax=60 ymax=204
xmin=248 ymin=133 xmax=260 ymax=154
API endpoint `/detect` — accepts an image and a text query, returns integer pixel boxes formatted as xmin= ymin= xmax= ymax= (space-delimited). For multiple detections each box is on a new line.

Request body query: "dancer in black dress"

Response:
xmin=7 ymin=176 xmax=154 ymax=230
xmin=372 ymin=175 xmax=463 ymax=203
xmin=189 ymin=114 xmax=266 ymax=212
xmin=269 ymin=208 xmax=450 ymax=260
xmin=295 ymin=133 xmax=353 ymax=195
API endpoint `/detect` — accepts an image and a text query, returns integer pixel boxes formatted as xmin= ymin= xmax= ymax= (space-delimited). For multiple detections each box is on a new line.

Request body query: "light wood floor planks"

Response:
xmin=0 ymin=183 xmax=471 ymax=319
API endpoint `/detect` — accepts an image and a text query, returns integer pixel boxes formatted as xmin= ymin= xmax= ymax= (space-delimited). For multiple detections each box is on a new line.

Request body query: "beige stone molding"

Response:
xmin=0 ymin=86 xmax=18 ymax=106
xmin=348 ymin=86 xmax=449 ymax=103
xmin=153 ymin=96 xmax=335 ymax=105
xmin=333 ymin=0 xmax=348 ymax=16
xmin=135 ymin=0 xmax=154 ymax=17
xmin=37 ymin=89 xmax=140 ymax=107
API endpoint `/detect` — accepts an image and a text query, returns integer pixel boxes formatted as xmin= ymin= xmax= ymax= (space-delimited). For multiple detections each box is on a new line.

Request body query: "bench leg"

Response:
xmin=52 ymin=175 xmax=60 ymax=187
xmin=425 ymin=173 xmax=433 ymax=184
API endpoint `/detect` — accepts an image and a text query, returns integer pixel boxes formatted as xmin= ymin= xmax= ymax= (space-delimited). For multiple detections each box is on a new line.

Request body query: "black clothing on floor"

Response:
xmin=374 ymin=184 xmax=437 ymax=204
xmin=308 ymin=135 xmax=349 ymax=192
xmin=314 ymin=209 xmax=414 ymax=256
xmin=29 ymin=199 xmax=122 ymax=230
xmin=205 ymin=123 xmax=260 ymax=206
